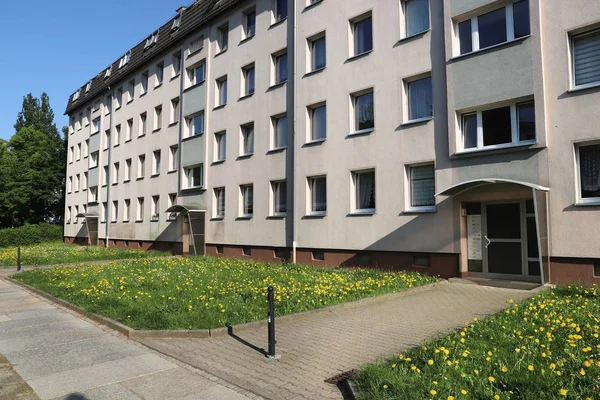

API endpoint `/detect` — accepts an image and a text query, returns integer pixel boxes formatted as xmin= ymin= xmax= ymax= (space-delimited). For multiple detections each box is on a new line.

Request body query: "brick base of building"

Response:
xmin=549 ymin=257 xmax=600 ymax=285
xmin=63 ymin=236 xmax=183 ymax=255
xmin=205 ymin=243 xmax=459 ymax=279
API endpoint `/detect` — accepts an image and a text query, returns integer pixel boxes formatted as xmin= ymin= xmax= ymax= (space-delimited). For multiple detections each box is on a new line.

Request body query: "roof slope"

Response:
xmin=65 ymin=0 xmax=244 ymax=115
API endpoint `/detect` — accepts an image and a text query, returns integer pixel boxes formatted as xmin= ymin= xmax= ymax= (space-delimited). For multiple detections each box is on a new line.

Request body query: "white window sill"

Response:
xmin=401 ymin=116 xmax=433 ymax=127
xmin=305 ymin=138 xmax=326 ymax=146
xmin=305 ymin=212 xmax=326 ymax=218
xmin=455 ymin=140 xmax=537 ymax=156
xmin=574 ymin=200 xmax=600 ymax=207
xmin=568 ymin=81 xmax=600 ymax=93
xmin=347 ymin=128 xmax=374 ymax=137
xmin=211 ymin=216 xmax=225 ymax=221
xmin=348 ymin=210 xmax=376 ymax=216
xmin=404 ymin=206 xmax=437 ymax=214
xmin=182 ymin=186 xmax=204 ymax=192
xmin=450 ymin=35 xmax=530 ymax=62
xmin=237 ymin=215 xmax=253 ymax=220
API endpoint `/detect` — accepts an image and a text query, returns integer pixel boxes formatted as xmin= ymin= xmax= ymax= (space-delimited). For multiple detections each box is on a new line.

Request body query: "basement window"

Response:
xmin=594 ymin=262 xmax=600 ymax=278
xmin=413 ymin=255 xmax=431 ymax=268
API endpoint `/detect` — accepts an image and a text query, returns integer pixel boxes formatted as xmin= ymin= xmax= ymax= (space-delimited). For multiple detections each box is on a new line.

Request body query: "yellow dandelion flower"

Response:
xmin=580 ymin=368 xmax=586 ymax=376
xmin=488 ymin=376 xmax=495 ymax=383
xmin=430 ymin=389 xmax=437 ymax=395
xmin=461 ymin=389 xmax=467 ymax=395
xmin=559 ymin=389 xmax=568 ymax=397
xmin=502 ymin=366 xmax=508 ymax=373
xmin=428 ymin=359 xmax=434 ymax=365
xmin=528 ymin=365 xmax=534 ymax=372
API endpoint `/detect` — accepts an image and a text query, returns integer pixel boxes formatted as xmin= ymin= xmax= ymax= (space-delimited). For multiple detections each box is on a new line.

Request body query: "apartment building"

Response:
xmin=64 ymin=0 xmax=600 ymax=285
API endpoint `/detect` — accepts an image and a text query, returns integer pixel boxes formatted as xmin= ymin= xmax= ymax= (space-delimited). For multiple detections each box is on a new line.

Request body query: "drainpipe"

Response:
xmin=104 ymin=91 xmax=114 ymax=247
xmin=286 ymin=0 xmax=297 ymax=263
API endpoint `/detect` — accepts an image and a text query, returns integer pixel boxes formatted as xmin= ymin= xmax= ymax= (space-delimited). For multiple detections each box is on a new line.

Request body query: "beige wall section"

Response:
xmin=205 ymin=0 xmax=287 ymax=247
xmin=541 ymin=0 xmax=600 ymax=258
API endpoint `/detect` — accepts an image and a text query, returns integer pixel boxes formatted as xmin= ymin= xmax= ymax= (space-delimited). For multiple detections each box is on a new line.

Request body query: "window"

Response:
xmin=413 ymin=255 xmax=431 ymax=268
xmin=83 ymin=140 xmax=89 ymax=158
xmin=124 ymin=199 xmax=131 ymax=221
xmin=138 ymin=154 xmax=145 ymax=179
xmin=240 ymin=184 xmax=254 ymax=217
xmin=118 ymin=51 xmax=130 ymax=69
xmin=188 ymin=63 xmax=206 ymax=86
xmin=151 ymin=196 xmax=160 ymax=220
xmin=406 ymin=76 xmax=433 ymax=121
xmin=215 ymin=131 xmax=227 ymax=162
xmin=112 ymin=162 xmax=119 ymax=184
xmin=352 ymin=170 xmax=376 ymax=213
xmin=352 ymin=90 xmax=375 ymax=133
xmin=173 ymin=52 xmax=182 ymax=76
xmin=66 ymin=206 xmax=71 ymax=224
xmin=273 ymin=51 xmax=288 ymax=84
xmin=125 ymin=159 xmax=132 ymax=181
xmin=101 ymin=202 xmax=108 ymax=222
xmin=576 ymin=142 xmax=600 ymax=204
xmin=351 ymin=14 xmax=373 ymax=57
xmin=116 ymin=88 xmax=123 ymax=109
xmin=169 ymin=145 xmax=178 ymax=171
xmin=408 ymin=164 xmax=436 ymax=211
xmin=90 ymin=151 xmax=99 ymax=168
xmin=244 ymin=9 xmax=256 ymax=38
xmin=572 ymin=29 xmax=600 ymax=88
xmin=218 ymin=24 xmax=229 ymax=52
xmin=89 ymin=186 xmax=98 ymax=203
xmin=144 ymin=30 xmax=159 ymax=50
xmin=309 ymin=34 xmax=326 ymax=71
xmin=139 ymin=112 xmax=147 ymax=137
xmin=309 ymin=103 xmax=327 ymax=141
xmin=105 ymin=95 xmax=112 ymax=115
xmin=275 ymin=0 xmax=287 ymax=21
xmin=85 ymin=109 xmax=90 ymax=126
xmin=241 ymin=123 xmax=254 ymax=155
xmin=312 ymin=251 xmax=325 ymax=261
xmin=154 ymin=105 xmax=162 ymax=131
xmin=75 ymin=174 xmax=80 ymax=192
xmin=214 ymin=187 xmax=225 ymax=218
xmin=242 ymin=64 xmax=255 ymax=96
xmin=112 ymin=201 xmax=118 ymax=222
xmin=403 ymin=0 xmax=430 ymax=37
xmin=74 ymin=206 xmax=79 ymax=223
xmin=172 ymin=14 xmax=182 ymax=31
xmin=171 ymin=98 xmax=180 ymax=124
xmin=76 ymin=143 xmax=81 ymax=160
xmin=82 ymin=172 xmax=88 ymax=190
xmin=308 ymin=176 xmax=327 ymax=215
xmin=272 ymin=114 xmax=288 ymax=149
xmin=137 ymin=197 xmax=144 ymax=221
xmin=457 ymin=1 xmax=530 ymax=56
xmin=185 ymin=165 xmax=203 ymax=189
xmin=271 ymin=181 xmax=287 ymax=216
xmin=189 ymin=37 xmax=203 ymax=54
xmin=460 ymin=101 xmax=535 ymax=151
xmin=114 ymin=125 xmax=121 ymax=146
xmin=69 ymin=146 xmax=73 ymax=163
xmin=216 ymin=245 xmax=224 ymax=254
xmin=187 ymin=112 xmax=205 ymax=137
xmin=152 ymin=150 xmax=161 ymax=175
xmin=68 ymin=176 xmax=72 ymax=193
xmin=92 ymin=118 xmax=100 ymax=134
xmin=156 ymin=62 xmax=164 ymax=86
xmin=103 ymin=129 xmax=110 ymax=150
xmin=102 ymin=166 xmax=109 ymax=186
xmin=141 ymin=71 xmax=149 ymax=95
xmin=168 ymin=193 xmax=177 ymax=220
xmin=126 ymin=119 xmax=133 ymax=141
xmin=243 ymin=247 xmax=252 ymax=256
xmin=128 ymin=79 xmax=135 ymax=102
xmin=216 ymin=76 xmax=228 ymax=106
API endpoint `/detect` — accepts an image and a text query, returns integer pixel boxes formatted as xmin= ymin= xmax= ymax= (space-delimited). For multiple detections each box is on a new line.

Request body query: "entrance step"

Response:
xmin=449 ymin=277 xmax=542 ymax=291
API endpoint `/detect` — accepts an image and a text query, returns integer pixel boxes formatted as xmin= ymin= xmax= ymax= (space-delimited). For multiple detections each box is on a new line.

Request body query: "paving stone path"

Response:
xmin=0 ymin=278 xmax=261 ymax=400
xmin=140 ymin=282 xmax=538 ymax=400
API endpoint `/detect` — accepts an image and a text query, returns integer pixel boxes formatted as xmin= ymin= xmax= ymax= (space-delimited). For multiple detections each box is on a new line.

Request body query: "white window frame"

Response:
xmin=217 ymin=23 xmax=229 ymax=53
xmin=128 ymin=79 xmax=135 ymax=102
xmin=241 ymin=123 xmax=255 ymax=156
xmin=405 ymin=163 xmax=436 ymax=213
xmin=75 ymin=174 xmax=80 ymax=192
xmin=350 ymin=89 xmax=375 ymax=135
xmin=216 ymin=76 xmax=228 ymax=107
xmin=102 ymin=166 xmax=109 ymax=187
xmin=141 ymin=71 xmax=149 ymax=95
xmin=83 ymin=139 xmax=89 ymax=158
xmin=186 ymin=112 xmax=205 ymax=137
xmin=67 ymin=176 xmax=72 ymax=193
xmin=244 ymin=8 xmax=256 ymax=39
xmin=171 ymin=97 xmax=180 ymax=124
xmin=308 ymin=32 xmax=326 ymax=72
xmin=184 ymin=164 xmax=204 ymax=189
xmin=272 ymin=50 xmax=288 ymax=85
xmin=270 ymin=180 xmax=287 ymax=217
xmin=92 ymin=117 xmax=101 ymax=134
xmin=89 ymin=186 xmax=98 ymax=203
xmin=307 ymin=176 xmax=327 ymax=216
xmin=214 ymin=187 xmax=226 ymax=219
xmin=124 ymin=199 xmax=131 ymax=222
xmin=350 ymin=13 xmax=373 ymax=58
xmin=82 ymin=172 xmax=88 ymax=190
xmin=401 ymin=0 xmax=431 ymax=39
xmin=90 ymin=151 xmax=99 ymax=168
xmin=574 ymin=140 xmax=600 ymax=205
xmin=139 ymin=112 xmax=147 ymax=137
xmin=403 ymin=74 xmax=433 ymax=123
xmin=168 ymin=193 xmax=178 ymax=220
xmin=112 ymin=162 xmax=119 ymax=185
xmin=151 ymin=195 xmax=160 ymax=221
xmin=458 ymin=100 xmax=536 ymax=153
xmin=156 ymin=62 xmax=164 ymax=87
xmin=152 ymin=150 xmax=161 ymax=176
xmin=138 ymin=154 xmax=145 ymax=179
xmin=169 ymin=145 xmax=178 ymax=172
xmin=271 ymin=114 xmax=288 ymax=150
xmin=214 ymin=131 xmax=227 ymax=162
xmin=172 ymin=52 xmax=182 ymax=77
xmin=570 ymin=28 xmax=600 ymax=91
xmin=308 ymin=102 xmax=327 ymax=142
xmin=126 ymin=119 xmax=133 ymax=141
xmin=125 ymin=159 xmax=132 ymax=181
xmin=242 ymin=63 xmax=255 ymax=97
xmin=351 ymin=169 xmax=376 ymax=214
xmin=239 ymin=184 xmax=254 ymax=218
xmin=188 ymin=63 xmax=206 ymax=87
xmin=112 ymin=201 xmax=118 ymax=222
xmin=154 ymin=105 xmax=162 ymax=131
xmin=136 ymin=197 xmax=144 ymax=221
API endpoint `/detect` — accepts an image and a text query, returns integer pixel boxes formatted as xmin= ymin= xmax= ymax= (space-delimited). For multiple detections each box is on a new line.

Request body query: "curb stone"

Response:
xmin=3 ymin=275 xmax=445 ymax=339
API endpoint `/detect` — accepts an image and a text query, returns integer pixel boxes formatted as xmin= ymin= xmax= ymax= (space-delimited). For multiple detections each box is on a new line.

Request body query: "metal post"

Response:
xmin=267 ymin=286 xmax=277 ymax=359
xmin=16 ymin=246 xmax=21 ymax=272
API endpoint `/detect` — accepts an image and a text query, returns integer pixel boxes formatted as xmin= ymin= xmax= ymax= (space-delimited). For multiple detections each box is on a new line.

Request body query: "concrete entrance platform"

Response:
xmin=449 ymin=277 xmax=544 ymax=291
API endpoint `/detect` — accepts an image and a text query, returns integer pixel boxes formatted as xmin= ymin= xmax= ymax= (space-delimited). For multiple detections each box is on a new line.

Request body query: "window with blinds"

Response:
xmin=409 ymin=164 xmax=436 ymax=210
xmin=573 ymin=29 xmax=600 ymax=88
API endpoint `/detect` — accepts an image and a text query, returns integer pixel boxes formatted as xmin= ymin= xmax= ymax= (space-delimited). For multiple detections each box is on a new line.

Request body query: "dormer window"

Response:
xmin=85 ymin=81 xmax=92 ymax=93
xmin=72 ymin=90 xmax=81 ymax=102
xmin=171 ymin=15 xmax=182 ymax=32
xmin=104 ymin=66 xmax=112 ymax=80
xmin=118 ymin=51 xmax=131 ymax=69
xmin=144 ymin=30 xmax=159 ymax=50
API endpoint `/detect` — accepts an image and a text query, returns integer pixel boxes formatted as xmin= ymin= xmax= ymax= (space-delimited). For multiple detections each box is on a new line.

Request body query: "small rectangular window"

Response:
xmin=214 ymin=187 xmax=226 ymax=218
xmin=353 ymin=170 xmax=376 ymax=212
xmin=189 ymin=37 xmax=203 ymax=54
xmin=171 ymin=98 xmax=180 ymax=124
xmin=139 ymin=112 xmax=147 ymax=137
xmin=216 ymin=76 xmax=228 ymax=106
xmin=151 ymin=195 xmax=160 ymax=220
xmin=594 ymin=262 xmax=600 ymax=278
xmin=240 ymin=184 xmax=254 ymax=217
xmin=308 ymin=176 xmax=327 ymax=215
xmin=215 ymin=131 xmax=227 ymax=162
xmin=513 ymin=0 xmax=530 ymax=39
xmin=576 ymin=143 xmax=600 ymax=203
xmin=572 ymin=29 xmax=600 ymax=88
xmin=243 ymin=64 xmax=255 ymax=96
xmin=125 ymin=159 xmax=132 ymax=181
xmin=312 ymin=251 xmax=325 ymax=261
xmin=169 ymin=145 xmax=178 ymax=171
xmin=173 ymin=52 xmax=182 ymax=76
xmin=82 ymin=172 xmax=88 ymax=190
xmin=274 ymin=249 xmax=288 ymax=259
xmin=103 ymin=129 xmax=110 ymax=150
xmin=243 ymin=247 xmax=252 ymax=256
xmin=274 ymin=51 xmax=288 ymax=84
xmin=275 ymin=0 xmax=287 ymax=21
xmin=92 ymin=118 xmax=101 ymax=133
xmin=216 ymin=245 xmax=224 ymax=254
xmin=309 ymin=103 xmax=327 ymax=141
xmin=409 ymin=164 xmax=436 ymax=211
xmin=352 ymin=90 xmax=375 ymax=132
xmin=89 ymin=186 xmax=98 ymax=203
xmin=187 ymin=112 xmax=205 ymax=137
xmin=128 ymin=79 xmax=135 ymax=102
xmin=404 ymin=0 xmax=430 ymax=37
xmin=271 ymin=181 xmax=287 ymax=216
xmin=141 ymin=72 xmax=149 ymax=94
xmin=112 ymin=162 xmax=119 ymax=185
xmin=126 ymin=119 xmax=133 ymax=141
xmin=114 ymin=125 xmax=121 ymax=146
xmin=272 ymin=115 xmax=288 ymax=149
xmin=310 ymin=35 xmax=326 ymax=71
xmin=152 ymin=150 xmax=161 ymax=175
xmin=241 ymin=123 xmax=255 ymax=155
xmin=407 ymin=76 xmax=433 ymax=121
xmin=352 ymin=15 xmax=373 ymax=56
xmin=185 ymin=165 xmax=203 ymax=189
xmin=154 ymin=105 xmax=162 ymax=131
xmin=102 ymin=202 xmax=108 ymax=222
xmin=124 ymin=199 xmax=131 ymax=221
xmin=90 ymin=151 xmax=99 ymax=168
xmin=218 ymin=24 xmax=229 ymax=52
xmin=112 ymin=201 xmax=118 ymax=222
xmin=138 ymin=154 xmax=145 ymax=178
xmin=156 ymin=62 xmax=164 ymax=86
xmin=245 ymin=9 xmax=256 ymax=38
xmin=137 ymin=197 xmax=144 ymax=221
xmin=413 ymin=255 xmax=431 ymax=267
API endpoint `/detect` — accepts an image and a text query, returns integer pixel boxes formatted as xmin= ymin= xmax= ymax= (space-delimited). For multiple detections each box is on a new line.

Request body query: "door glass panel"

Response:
xmin=488 ymin=242 xmax=522 ymax=274
xmin=486 ymin=204 xmax=521 ymax=239
xmin=528 ymin=261 xmax=541 ymax=276
xmin=527 ymin=217 xmax=539 ymax=258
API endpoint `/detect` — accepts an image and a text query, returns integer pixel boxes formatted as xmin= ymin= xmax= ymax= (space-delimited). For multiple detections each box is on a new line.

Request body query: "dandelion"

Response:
xmin=488 ymin=376 xmax=495 ymax=383
xmin=430 ymin=389 xmax=437 ymax=395
xmin=428 ymin=359 xmax=434 ymax=365
xmin=528 ymin=365 xmax=534 ymax=372
xmin=559 ymin=389 xmax=568 ymax=397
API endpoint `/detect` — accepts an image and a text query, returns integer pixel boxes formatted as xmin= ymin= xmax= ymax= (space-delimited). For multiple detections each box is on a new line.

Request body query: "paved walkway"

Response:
xmin=0 ymin=278 xmax=261 ymax=400
xmin=141 ymin=282 xmax=538 ymax=400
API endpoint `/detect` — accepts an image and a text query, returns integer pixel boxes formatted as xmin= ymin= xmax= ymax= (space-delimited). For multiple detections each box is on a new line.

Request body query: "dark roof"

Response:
xmin=65 ymin=0 xmax=244 ymax=115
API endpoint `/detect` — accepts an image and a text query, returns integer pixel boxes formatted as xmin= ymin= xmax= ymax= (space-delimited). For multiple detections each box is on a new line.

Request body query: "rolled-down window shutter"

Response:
xmin=574 ymin=30 xmax=600 ymax=87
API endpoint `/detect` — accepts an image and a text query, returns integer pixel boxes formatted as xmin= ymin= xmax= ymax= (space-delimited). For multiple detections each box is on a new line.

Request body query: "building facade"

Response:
xmin=64 ymin=0 xmax=600 ymax=285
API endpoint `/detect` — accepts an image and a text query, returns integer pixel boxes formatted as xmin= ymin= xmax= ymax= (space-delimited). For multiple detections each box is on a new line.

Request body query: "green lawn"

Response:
xmin=0 ymin=242 xmax=169 ymax=267
xmin=352 ymin=285 xmax=600 ymax=400
xmin=13 ymin=256 xmax=438 ymax=330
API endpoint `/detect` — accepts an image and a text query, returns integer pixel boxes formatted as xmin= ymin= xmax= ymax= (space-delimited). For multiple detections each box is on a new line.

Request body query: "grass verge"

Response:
xmin=13 ymin=256 xmax=437 ymax=329
xmin=352 ymin=285 xmax=600 ymax=400
xmin=0 ymin=242 xmax=169 ymax=267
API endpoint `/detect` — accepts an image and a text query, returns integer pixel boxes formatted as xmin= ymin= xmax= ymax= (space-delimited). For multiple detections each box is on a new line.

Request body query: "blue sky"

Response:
xmin=0 ymin=0 xmax=187 ymax=140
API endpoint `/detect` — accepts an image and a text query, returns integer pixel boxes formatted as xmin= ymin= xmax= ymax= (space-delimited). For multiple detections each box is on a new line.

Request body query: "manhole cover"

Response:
xmin=325 ymin=369 xmax=357 ymax=384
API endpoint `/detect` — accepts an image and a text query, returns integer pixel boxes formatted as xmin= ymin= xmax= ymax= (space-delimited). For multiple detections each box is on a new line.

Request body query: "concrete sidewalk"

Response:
xmin=0 ymin=278 xmax=261 ymax=400
xmin=141 ymin=282 xmax=538 ymax=400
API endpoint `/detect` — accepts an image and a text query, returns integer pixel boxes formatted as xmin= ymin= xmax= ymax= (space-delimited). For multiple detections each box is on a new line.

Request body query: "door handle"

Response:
xmin=484 ymin=235 xmax=491 ymax=249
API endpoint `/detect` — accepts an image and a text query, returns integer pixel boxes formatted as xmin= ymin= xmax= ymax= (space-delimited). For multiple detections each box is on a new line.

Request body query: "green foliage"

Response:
xmin=13 ymin=257 xmax=438 ymax=330
xmin=0 ymin=224 xmax=62 ymax=248
xmin=353 ymin=286 xmax=600 ymax=400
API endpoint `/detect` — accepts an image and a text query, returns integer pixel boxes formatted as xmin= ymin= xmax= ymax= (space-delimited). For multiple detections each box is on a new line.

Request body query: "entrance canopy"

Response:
xmin=75 ymin=212 xmax=98 ymax=219
xmin=165 ymin=205 xmax=206 ymax=214
xmin=436 ymin=178 xmax=549 ymax=197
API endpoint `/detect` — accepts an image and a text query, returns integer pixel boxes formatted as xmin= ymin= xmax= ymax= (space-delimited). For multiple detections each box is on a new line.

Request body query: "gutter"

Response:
xmin=104 ymin=91 xmax=114 ymax=247
xmin=286 ymin=0 xmax=297 ymax=263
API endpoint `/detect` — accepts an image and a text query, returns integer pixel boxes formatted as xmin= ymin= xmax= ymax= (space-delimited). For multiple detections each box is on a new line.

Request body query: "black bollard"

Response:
xmin=17 ymin=246 xmax=21 ymax=272
xmin=267 ymin=286 xmax=277 ymax=359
